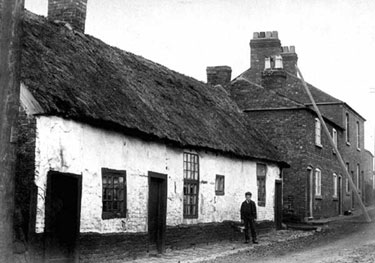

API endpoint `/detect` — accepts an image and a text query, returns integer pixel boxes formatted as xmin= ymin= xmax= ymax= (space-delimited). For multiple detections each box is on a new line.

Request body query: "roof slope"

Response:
xmin=21 ymin=11 xmax=284 ymax=164
xmin=239 ymin=68 xmax=342 ymax=105
xmin=229 ymin=77 xmax=304 ymax=110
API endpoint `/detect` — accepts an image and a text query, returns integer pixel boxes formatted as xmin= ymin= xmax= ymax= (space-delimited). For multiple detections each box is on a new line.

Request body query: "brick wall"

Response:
xmin=245 ymin=109 xmax=342 ymax=220
xmin=48 ymin=0 xmax=88 ymax=32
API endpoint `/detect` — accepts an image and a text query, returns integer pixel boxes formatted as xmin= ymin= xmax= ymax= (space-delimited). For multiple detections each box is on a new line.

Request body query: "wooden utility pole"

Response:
xmin=296 ymin=65 xmax=371 ymax=222
xmin=0 ymin=0 xmax=24 ymax=261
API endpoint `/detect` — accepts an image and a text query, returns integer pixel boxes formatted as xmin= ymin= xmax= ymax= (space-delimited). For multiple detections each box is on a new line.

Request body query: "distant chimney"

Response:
xmin=206 ymin=66 xmax=232 ymax=86
xmin=48 ymin=0 xmax=88 ymax=32
xmin=280 ymin=46 xmax=298 ymax=75
xmin=250 ymin=31 xmax=282 ymax=84
xmin=261 ymin=56 xmax=286 ymax=90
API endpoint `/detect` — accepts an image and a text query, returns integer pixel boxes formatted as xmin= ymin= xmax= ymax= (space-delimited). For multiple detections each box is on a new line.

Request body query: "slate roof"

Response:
xmin=20 ymin=11 xmax=286 ymax=165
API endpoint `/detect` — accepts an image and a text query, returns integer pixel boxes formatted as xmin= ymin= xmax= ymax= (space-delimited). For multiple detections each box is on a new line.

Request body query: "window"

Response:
xmin=356 ymin=164 xmax=360 ymax=191
xmin=332 ymin=128 xmax=337 ymax=148
xmin=333 ymin=173 xmax=338 ymax=198
xmin=257 ymin=163 xmax=267 ymax=206
xmin=345 ymin=113 xmax=350 ymax=144
xmin=345 ymin=163 xmax=350 ymax=193
xmin=373 ymin=174 xmax=375 ymax=190
xmin=315 ymin=118 xmax=322 ymax=146
xmin=183 ymin=152 xmax=199 ymax=218
xmin=102 ymin=168 xmax=126 ymax=219
xmin=215 ymin=175 xmax=225 ymax=195
xmin=315 ymin=168 xmax=322 ymax=197
xmin=356 ymin=121 xmax=360 ymax=149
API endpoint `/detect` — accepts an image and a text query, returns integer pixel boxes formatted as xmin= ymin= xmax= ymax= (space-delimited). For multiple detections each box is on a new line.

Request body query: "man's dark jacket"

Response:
xmin=240 ymin=200 xmax=257 ymax=220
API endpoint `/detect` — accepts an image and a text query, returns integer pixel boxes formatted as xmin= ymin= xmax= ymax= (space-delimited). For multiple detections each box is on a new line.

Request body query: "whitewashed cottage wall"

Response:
xmin=34 ymin=116 xmax=281 ymax=234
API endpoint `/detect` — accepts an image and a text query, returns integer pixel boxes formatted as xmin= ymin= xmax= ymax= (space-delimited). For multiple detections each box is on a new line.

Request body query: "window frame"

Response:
xmin=257 ymin=163 xmax=267 ymax=207
xmin=345 ymin=113 xmax=350 ymax=144
xmin=314 ymin=168 xmax=322 ymax=197
xmin=345 ymin=163 xmax=350 ymax=194
xmin=356 ymin=164 xmax=360 ymax=191
xmin=356 ymin=121 xmax=360 ymax=150
xmin=101 ymin=168 xmax=127 ymax=220
xmin=333 ymin=173 xmax=338 ymax=198
xmin=332 ymin=128 xmax=337 ymax=147
xmin=215 ymin=175 xmax=225 ymax=196
xmin=315 ymin=118 xmax=322 ymax=147
xmin=183 ymin=152 xmax=200 ymax=219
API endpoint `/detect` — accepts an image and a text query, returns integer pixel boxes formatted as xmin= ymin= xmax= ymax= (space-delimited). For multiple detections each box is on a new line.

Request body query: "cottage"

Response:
xmin=224 ymin=31 xmax=372 ymax=221
xmin=15 ymin=3 xmax=287 ymax=262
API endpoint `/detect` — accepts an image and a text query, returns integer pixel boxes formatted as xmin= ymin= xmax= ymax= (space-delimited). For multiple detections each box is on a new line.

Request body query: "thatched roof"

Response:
xmin=21 ymin=11 xmax=286 ymax=165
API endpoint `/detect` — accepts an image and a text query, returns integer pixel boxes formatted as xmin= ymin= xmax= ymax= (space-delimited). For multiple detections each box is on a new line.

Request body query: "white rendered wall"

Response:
xmin=34 ymin=116 xmax=281 ymax=234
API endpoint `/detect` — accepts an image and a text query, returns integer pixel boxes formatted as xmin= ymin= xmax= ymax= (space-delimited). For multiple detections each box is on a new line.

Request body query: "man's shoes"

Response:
xmin=244 ymin=240 xmax=249 ymax=244
xmin=252 ymin=240 xmax=259 ymax=244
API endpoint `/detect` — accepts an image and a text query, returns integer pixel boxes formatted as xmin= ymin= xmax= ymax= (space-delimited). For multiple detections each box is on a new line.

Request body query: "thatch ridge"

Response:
xmin=21 ymin=10 xmax=285 ymax=164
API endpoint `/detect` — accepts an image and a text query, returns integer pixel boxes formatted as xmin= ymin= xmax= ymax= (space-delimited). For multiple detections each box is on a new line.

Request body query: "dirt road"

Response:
xmin=208 ymin=213 xmax=375 ymax=263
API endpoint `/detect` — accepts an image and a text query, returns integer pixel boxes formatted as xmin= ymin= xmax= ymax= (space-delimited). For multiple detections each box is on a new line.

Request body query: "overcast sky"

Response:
xmin=26 ymin=0 xmax=375 ymax=155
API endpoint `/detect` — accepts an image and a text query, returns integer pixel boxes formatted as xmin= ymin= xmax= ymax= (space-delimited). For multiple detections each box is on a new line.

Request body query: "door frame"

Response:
xmin=148 ymin=171 xmax=167 ymax=253
xmin=44 ymin=170 xmax=82 ymax=263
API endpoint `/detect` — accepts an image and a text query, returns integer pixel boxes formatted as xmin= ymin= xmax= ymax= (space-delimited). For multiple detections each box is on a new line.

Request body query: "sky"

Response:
xmin=25 ymin=0 xmax=375 ymax=155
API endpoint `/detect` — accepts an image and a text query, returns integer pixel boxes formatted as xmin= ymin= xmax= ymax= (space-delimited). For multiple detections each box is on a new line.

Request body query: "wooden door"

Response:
xmin=44 ymin=171 xmax=82 ymax=263
xmin=274 ymin=180 xmax=282 ymax=229
xmin=148 ymin=172 xmax=167 ymax=253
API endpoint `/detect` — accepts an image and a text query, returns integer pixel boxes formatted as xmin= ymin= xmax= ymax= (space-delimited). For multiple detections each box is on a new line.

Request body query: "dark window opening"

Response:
xmin=257 ymin=163 xmax=267 ymax=207
xmin=102 ymin=168 xmax=126 ymax=219
xmin=215 ymin=175 xmax=225 ymax=195
xmin=183 ymin=153 xmax=199 ymax=218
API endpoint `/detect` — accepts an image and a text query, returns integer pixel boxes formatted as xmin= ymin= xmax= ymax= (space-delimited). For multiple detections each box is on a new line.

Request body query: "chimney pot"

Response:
xmin=48 ymin=0 xmax=88 ymax=33
xmin=259 ymin=32 xmax=266 ymax=38
xmin=253 ymin=32 xmax=259 ymax=39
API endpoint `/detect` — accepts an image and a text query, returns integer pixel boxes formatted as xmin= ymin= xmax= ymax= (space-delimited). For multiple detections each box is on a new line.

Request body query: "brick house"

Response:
xmin=221 ymin=31 xmax=372 ymax=221
xmin=15 ymin=3 xmax=288 ymax=262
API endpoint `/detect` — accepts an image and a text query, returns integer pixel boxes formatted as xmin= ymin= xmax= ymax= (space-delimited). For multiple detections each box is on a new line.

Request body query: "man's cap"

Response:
xmin=245 ymin=192 xmax=252 ymax=196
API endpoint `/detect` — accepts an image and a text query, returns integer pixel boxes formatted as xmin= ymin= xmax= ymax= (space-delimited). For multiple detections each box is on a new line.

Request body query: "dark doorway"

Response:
xmin=148 ymin=172 xmax=167 ymax=253
xmin=274 ymin=180 xmax=282 ymax=230
xmin=338 ymin=176 xmax=342 ymax=215
xmin=44 ymin=171 xmax=82 ymax=263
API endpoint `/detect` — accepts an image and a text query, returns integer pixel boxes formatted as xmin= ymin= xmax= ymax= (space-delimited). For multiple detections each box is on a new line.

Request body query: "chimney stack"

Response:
xmin=280 ymin=46 xmax=298 ymax=75
xmin=250 ymin=31 xmax=281 ymax=84
xmin=206 ymin=66 xmax=232 ymax=86
xmin=261 ymin=55 xmax=286 ymax=90
xmin=48 ymin=0 xmax=88 ymax=33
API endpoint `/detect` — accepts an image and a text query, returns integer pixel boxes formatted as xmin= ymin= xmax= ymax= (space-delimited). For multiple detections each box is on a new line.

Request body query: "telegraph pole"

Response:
xmin=0 ymin=0 xmax=24 ymax=261
xmin=296 ymin=65 xmax=371 ymax=222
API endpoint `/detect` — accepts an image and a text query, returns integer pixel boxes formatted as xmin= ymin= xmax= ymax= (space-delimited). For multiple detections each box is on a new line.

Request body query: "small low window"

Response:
xmin=215 ymin=175 xmax=225 ymax=195
xmin=102 ymin=168 xmax=127 ymax=219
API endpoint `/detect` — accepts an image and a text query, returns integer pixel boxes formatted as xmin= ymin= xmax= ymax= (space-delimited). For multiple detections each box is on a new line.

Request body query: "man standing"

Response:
xmin=240 ymin=192 xmax=258 ymax=244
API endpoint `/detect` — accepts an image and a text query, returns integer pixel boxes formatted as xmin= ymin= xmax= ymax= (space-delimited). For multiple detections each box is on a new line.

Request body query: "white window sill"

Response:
xmin=315 ymin=144 xmax=323 ymax=148
xmin=346 ymin=142 xmax=351 ymax=146
xmin=315 ymin=195 xmax=322 ymax=200
xmin=357 ymin=147 xmax=361 ymax=152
